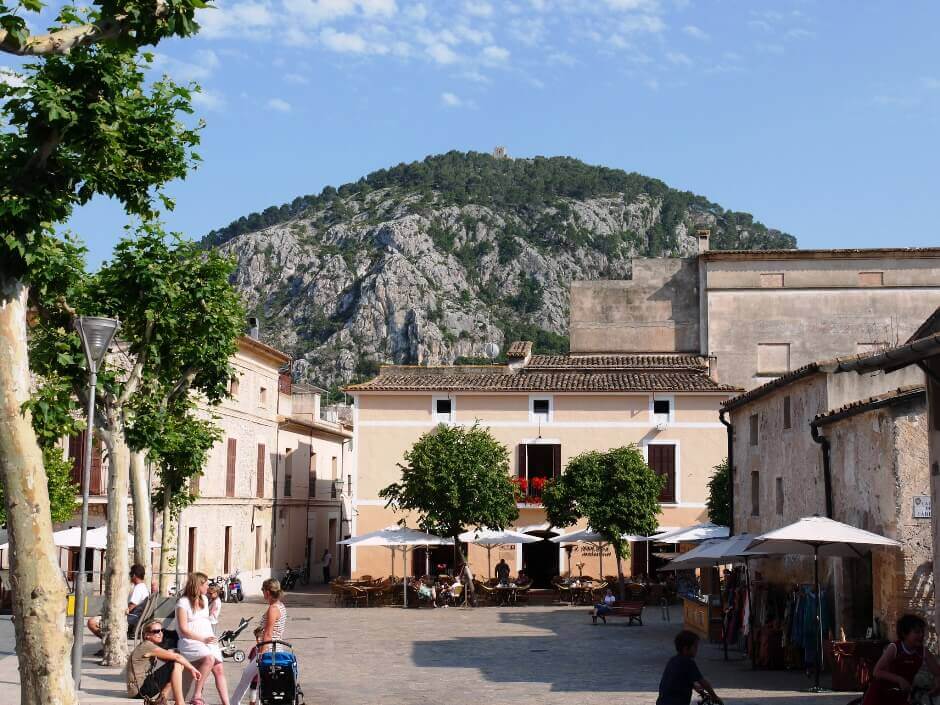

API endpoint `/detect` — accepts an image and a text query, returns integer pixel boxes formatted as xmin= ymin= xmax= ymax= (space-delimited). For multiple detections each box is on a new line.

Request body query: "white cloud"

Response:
xmin=359 ymin=0 xmax=396 ymax=17
xmin=441 ymin=91 xmax=462 ymax=107
xmin=406 ymin=2 xmax=427 ymax=21
xmin=0 ymin=68 xmax=25 ymax=88
xmin=282 ymin=0 xmax=356 ymax=26
xmin=619 ymin=14 xmax=665 ymax=34
xmin=605 ymin=0 xmax=656 ymax=9
xmin=644 ymin=77 xmax=660 ymax=91
xmin=463 ymin=1 xmax=493 ymax=18
xmin=747 ymin=19 xmax=772 ymax=32
xmin=785 ymin=27 xmax=814 ymax=40
xmin=922 ymin=77 xmax=940 ymax=90
xmin=320 ymin=27 xmax=378 ymax=53
xmin=284 ymin=72 xmax=310 ymax=83
xmin=666 ymin=51 xmax=692 ymax=66
xmin=682 ymin=24 xmax=708 ymax=40
xmin=267 ymin=97 xmax=292 ymax=112
xmin=426 ymin=43 xmax=459 ymax=64
xmin=197 ymin=1 xmax=276 ymax=39
xmin=285 ymin=26 xmax=314 ymax=46
xmin=192 ymin=89 xmax=226 ymax=111
xmin=482 ymin=45 xmax=510 ymax=63
xmin=151 ymin=50 xmax=220 ymax=83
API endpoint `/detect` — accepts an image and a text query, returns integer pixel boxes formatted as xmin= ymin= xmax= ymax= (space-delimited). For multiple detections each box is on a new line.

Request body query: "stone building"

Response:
xmin=571 ymin=240 xmax=940 ymax=391
xmin=345 ymin=343 xmax=737 ymax=585
xmin=51 ymin=335 xmax=353 ymax=596
xmin=721 ymin=356 xmax=930 ymax=636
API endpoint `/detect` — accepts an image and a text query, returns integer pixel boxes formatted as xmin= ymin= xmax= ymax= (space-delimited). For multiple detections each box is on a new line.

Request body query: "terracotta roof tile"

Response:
xmin=813 ymin=385 xmax=926 ymax=426
xmin=347 ymin=370 xmax=737 ymax=393
xmin=528 ymin=354 xmax=707 ymax=370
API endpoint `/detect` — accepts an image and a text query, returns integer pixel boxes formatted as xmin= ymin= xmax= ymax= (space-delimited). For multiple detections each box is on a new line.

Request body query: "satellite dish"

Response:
xmin=484 ymin=342 xmax=500 ymax=360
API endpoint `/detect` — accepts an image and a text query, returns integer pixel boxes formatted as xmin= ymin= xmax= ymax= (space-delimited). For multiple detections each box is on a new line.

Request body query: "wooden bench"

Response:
xmin=594 ymin=600 xmax=644 ymax=625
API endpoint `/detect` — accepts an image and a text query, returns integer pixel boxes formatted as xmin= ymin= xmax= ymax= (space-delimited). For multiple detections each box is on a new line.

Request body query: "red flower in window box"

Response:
xmin=530 ymin=476 xmax=546 ymax=491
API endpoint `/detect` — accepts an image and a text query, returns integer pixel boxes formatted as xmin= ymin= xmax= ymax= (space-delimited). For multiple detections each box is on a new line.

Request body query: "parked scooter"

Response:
xmin=211 ymin=575 xmax=228 ymax=602
xmin=226 ymin=569 xmax=244 ymax=602
xmin=281 ymin=565 xmax=299 ymax=591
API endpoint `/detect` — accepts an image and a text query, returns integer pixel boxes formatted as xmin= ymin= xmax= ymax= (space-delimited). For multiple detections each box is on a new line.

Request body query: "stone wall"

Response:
xmin=570 ymin=258 xmax=701 ymax=353
xmin=827 ymin=395 xmax=932 ymax=635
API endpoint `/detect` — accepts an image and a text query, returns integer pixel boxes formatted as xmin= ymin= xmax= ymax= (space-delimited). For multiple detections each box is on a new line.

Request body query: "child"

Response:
xmin=207 ymin=584 xmax=223 ymax=627
xmin=247 ymin=626 xmax=263 ymax=704
xmin=863 ymin=614 xmax=940 ymax=705
xmin=657 ymin=630 xmax=722 ymax=705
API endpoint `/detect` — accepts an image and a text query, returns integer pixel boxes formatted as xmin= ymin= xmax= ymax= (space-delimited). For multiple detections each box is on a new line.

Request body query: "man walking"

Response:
xmin=322 ymin=548 xmax=332 ymax=583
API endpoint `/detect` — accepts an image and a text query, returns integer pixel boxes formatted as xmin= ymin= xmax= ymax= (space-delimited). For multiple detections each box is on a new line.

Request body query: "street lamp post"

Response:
xmin=71 ymin=316 xmax=120 ymax=690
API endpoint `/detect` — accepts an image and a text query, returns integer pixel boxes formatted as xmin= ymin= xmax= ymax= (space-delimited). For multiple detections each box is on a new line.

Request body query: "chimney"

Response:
xmin=247 ymin=316 xmax=260 ymax=340
xmin=696 ymin=228 xmax=710 ymax=254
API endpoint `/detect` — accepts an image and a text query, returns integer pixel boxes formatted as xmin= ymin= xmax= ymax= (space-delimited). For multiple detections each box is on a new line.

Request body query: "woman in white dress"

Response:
xmin=176 ymin=572 xmax=232 ymax=705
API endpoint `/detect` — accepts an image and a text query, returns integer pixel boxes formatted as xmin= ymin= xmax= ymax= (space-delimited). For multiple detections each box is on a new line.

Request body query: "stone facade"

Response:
xmin=725 ymin=359 xmax=930 ymax=638
xmin=571 ymin=248 xmax=940 ymax=392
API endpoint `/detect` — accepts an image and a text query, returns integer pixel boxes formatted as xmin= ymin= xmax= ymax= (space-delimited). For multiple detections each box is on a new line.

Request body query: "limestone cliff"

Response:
xmin=207 ymin=151 xmax=796 ymax=389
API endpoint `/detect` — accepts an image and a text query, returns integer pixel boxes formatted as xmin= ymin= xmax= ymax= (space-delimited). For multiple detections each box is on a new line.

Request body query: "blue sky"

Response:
xmin=20 ymin=0 xmax=940 ymax=266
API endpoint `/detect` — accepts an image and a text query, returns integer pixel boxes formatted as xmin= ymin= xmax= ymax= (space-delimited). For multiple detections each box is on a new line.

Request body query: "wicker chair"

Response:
xmin=342 ymin=585 xmax=369 ymax=607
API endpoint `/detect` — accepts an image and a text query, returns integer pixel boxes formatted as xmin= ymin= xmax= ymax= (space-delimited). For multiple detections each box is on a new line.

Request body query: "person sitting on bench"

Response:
xmin=126 ymin=619 xmax=201 ymax=703
xmin=591 ymin=589 xmax=617 ymax=624
xmin=88 ymin=563 xmax=150 ymax=651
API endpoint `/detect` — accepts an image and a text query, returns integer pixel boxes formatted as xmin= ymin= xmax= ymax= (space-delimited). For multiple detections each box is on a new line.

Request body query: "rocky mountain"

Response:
xmin=206 ymin=151 xmax=796 ymax=392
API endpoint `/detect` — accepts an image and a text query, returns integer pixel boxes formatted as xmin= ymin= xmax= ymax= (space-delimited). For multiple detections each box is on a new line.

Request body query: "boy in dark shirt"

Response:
xmin=657 ymin=630 xmax=723 ymax=705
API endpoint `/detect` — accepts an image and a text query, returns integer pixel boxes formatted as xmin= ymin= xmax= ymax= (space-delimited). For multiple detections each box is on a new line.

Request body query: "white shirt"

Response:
xmin=129 ymin=582 xmax=149 ymax=608
xmin=323 ymin=552 xmax=332 ymax=566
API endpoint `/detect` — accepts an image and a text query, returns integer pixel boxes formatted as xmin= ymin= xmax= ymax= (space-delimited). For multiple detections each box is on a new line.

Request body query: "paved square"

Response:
xmin=0 ymin=596 xmax=859 ymax=704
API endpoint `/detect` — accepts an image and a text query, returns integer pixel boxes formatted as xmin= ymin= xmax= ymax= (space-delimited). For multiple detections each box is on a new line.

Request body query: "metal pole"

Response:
xmin=719 ymin=561 xmax=728 ymax=661
xmin=175 ymin=503 xmax=183 ymax=591
xmin=814 ymin=546 xmax=823 ymax=692
xmin=71 ymin=368 xmax=97 ymax=690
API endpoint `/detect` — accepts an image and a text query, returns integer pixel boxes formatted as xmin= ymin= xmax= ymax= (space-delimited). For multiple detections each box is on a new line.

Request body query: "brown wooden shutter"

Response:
xmin=90 ymin=439 xmax=103 ymax=495
xmin=256 ymin=444 xmax=265 ymax=498
xmin=517 ymin=444 xmax=527 ymax=478
xmin=69 ymin=433 xmax=84 ymax=487
xmin=226 ymin=438 xmax=237 ymax=497
xmin=279 ymin=372 xmax=292 ymax=396
xmin=648 ymin=445 xmax=676 ymax=503
xmin=551 ymin=444 xmax=562 ymax=478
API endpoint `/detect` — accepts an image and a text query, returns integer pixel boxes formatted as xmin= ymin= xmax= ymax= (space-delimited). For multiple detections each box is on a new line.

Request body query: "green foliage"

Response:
xmin=498 ymin=321 xmax=568 ymax=355
xmin=0 ymin=46 xmax=201 ymax=278
xmin=0 ymin=446 xmax=79 ymax=525
xmin=132 ymin=397 xmax=221 ymax=513
xmin=510 ymin=273 xmax=543 ymax=314
xmin=705 ymin=458 xmax=731 ymax=527
xmin=379 ymin=424 xmax=519 ymax=542
xmin=542 ymin=445 xmax=664 ymax=559
xmin=202 ymin=151 xmax=798 ymax=251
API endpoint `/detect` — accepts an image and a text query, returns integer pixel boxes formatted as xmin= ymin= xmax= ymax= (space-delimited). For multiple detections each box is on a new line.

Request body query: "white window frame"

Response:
xmin=432 ymin=395 xmax=456 ymax=425
xmin=641 ymin=439 xmax=681 ymax=506
xmin=648 ymin=394 xmax=675 ymax=427
xmin=528 ymin=394 xmax=554 ymax=425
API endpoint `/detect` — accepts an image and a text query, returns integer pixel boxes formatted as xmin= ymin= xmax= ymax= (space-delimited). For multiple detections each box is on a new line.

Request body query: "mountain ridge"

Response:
xmin=209 ymin=151 xmax=796 ymax=392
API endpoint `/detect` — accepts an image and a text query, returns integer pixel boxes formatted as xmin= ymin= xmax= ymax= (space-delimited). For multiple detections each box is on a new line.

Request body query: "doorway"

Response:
xmin=521 ymin=533 xmax=558 ymax=588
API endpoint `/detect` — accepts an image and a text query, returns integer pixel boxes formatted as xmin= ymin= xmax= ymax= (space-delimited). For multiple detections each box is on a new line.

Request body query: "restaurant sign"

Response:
xmin=913 ymin=495 xmax=931 ymax=519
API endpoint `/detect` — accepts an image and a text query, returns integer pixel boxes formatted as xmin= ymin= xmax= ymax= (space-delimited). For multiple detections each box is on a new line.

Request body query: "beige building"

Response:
xmin=571 ymin=240 xmax=940 ymax=392
xmin=347 ymin=343 xmax=737 ymax=586
xmin=722 ymin=357 xmax=931 ymax=636
xmin=176 ymin=337 xmax=353 ymax=594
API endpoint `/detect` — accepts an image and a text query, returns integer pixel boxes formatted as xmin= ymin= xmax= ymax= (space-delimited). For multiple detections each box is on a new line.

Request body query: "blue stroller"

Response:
xmin=257 ymin=640 xmax=305 ymax=705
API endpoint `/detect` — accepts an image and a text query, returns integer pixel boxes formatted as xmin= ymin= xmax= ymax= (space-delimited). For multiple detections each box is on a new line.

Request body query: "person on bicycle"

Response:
xmin=657 ymin=630 xmax=723 ymax=705
xmin=863 ymin=614 xmax=940 ymax=705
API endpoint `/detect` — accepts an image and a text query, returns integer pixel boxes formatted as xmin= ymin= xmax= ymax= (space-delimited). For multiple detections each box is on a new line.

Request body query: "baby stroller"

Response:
xmin=219 ymin=617 xmax=252 ymax=663
xmin=257 ymin=640 xmax=305 ymax=704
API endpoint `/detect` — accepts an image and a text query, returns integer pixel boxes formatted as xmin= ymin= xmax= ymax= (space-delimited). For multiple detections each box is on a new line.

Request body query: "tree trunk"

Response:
xmin=129 ymin=449 xmax=151 ymax=579
xmin=615 ymin=550 xmax=626 ymax=601
xmin=98 ymin=419 xmax=130 ymax=667
xmin=0 ymin=273 xmax=77 ymax=705
xmin=158 ymin=491 xmax=173 ymax=595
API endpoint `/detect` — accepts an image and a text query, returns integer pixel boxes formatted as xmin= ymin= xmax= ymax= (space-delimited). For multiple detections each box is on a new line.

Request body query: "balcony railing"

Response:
xmin=513 ymin=477 xmax=548 ymax=504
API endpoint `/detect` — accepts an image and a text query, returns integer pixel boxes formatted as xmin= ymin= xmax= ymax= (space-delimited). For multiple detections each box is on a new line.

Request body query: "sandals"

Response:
xmin=190 ymin=698 xmax=205 ymax=705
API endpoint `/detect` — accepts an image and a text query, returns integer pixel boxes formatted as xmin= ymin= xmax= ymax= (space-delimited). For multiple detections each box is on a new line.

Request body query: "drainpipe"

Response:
xmin=718 ymin=408 xmax=734 ymax=535
xmin=810 ymin=421 xmax=834 ymax=519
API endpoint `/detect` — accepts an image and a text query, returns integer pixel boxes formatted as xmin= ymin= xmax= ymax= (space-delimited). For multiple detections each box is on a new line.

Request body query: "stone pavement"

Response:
xmin=0 ymin=596 xmax=859 ymax=704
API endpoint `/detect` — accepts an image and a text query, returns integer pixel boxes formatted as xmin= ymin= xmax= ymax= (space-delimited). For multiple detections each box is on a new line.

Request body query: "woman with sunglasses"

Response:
xmin=175 ymin=572 xmax=232 ymax=705
xmin=126 ymin=619 xmax=201 ymax=703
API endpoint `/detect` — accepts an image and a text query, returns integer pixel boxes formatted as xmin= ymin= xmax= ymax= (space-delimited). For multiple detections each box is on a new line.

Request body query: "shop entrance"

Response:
xmin=522 ymin=532 xmax=559 ymax=588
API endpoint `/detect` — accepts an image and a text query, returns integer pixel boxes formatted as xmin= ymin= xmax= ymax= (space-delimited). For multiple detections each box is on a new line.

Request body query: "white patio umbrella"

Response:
xmin=457 ymin=528 xmax=542 ymax=580
xmin=338 ymin=526 xmax=453 ymax=607
xmin=554 ymin=527 xmax=677 ymax=578
xmin=655 ymin=523 xmax=730 ymax=544
xmin=748 ymin=516 xmax=901 ymax=691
